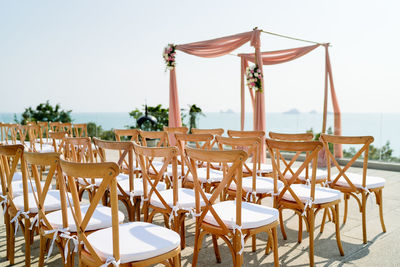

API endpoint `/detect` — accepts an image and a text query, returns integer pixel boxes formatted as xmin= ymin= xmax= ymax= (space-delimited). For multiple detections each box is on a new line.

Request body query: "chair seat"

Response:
xmin=150 ymin=188 xmax=211 ymax=210
xmin=86 ymin=222 xmax=180 ymax=263
xmin=11 ymin=180 xmax=47 ymax=197
xmin=257 ymin=163 xmax=273 ymax=174
xmin=229 ymin=176 xmax=284 ymax=194
xmin=78 ymin=173 xmax=135 ymax=187
xmin=46 ymin=204 xmax=124 ymax=232
xmin=335 ymin=172 xmax=385 ymax=189
xmin=148 ymin=162 xmax=188 ymax=176
xmin=116 ymin=175 xmax=167 ymax=197
xmin=186 ymin=168 xmax=224 ymax=183
xmin=32 ymin=143 xmax=54 ymax=153
xmin=11 ymin=171 xmax=23 ymax=181
xmin=13 ymin=190 xmax=71 ymax=213
xmin=284 ymin=168 xmax=327 ymax=182
xmin=203 ymin=200 xmax=278 ymax=229
xmin=282 ymin=184 xmax=341 ymax=204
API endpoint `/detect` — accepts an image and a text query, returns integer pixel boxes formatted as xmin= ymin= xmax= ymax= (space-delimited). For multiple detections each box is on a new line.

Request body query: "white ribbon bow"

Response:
xmin=231 ymin=221 xmax=245 ymax=255
xmin=100 ymin=256 xmax=120 ymax=267
xmin=29 ymin=214 xmax=39 ymax=230
xmin=245 ymin=191 xmax=257 ymax=202
xmin=10 ymin=210 xmax=30 ymax=235
xmin=360 ymin=186 xmax=375 ymax=207
xmin=302 ymin=198 xmax=314 ymax=217
xmin=44 ymin=227 xmax=70 ymax=260
xmin=168 ymin=205 xmax=179 ymax=226
xmin=59 ymin=232 xmax=79 ymax=264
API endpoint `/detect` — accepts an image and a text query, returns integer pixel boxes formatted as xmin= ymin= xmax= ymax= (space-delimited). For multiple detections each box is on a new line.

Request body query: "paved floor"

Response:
xmin=1 ymin=164 xmax=399 ymax=266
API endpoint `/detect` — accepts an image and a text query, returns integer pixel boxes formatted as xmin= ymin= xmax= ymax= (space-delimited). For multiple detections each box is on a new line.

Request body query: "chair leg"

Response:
xmin=279 ymin=209 xmax=287 ymax=240
xmin=173 ymin=253 xmax=181 ymax=267
xmin=361 ymin=191 xmax=367 ymax=244
xmin=343 ymin=193 xmax=349 ymax=224
xmin=272 ymin=227 xmax=279 ymax=267
xmin=179 ymin=215 xmax=186 ymax=249
xmin=9 ymin=220 xmax=15 ymax=265
xmin=320 ymin=208 xmax=327 ymax=233
xmin=333 ymin=204 xmax=344 ymax=256
xmin=38 ymin=235 xmax=46 ymax=267
xmin=252 ymin=234 xmax=256 ymax=252
xmin=308 ymin=210 xmax=315 ymax=267
xmin=5 ymin=214 xmax=10 ymax=260
xmin=24 ymin=218 xmax=31 ymax=267
xmin=377 ymin=189 xmax=386 ymax=233
xmin=135 ymin=198 xmax=141 ymax=221
xmin=298 ymin=213 xmax=303 ymax=243
xmin=212 ymin=234 xmax=221 ymax=263
xmin=192 ymin=229 xmax=206 ymax=267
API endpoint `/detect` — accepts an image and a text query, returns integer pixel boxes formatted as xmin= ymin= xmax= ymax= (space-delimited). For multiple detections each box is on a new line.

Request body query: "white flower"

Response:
xmin=254 ymin=73 xmax=258 ymax=77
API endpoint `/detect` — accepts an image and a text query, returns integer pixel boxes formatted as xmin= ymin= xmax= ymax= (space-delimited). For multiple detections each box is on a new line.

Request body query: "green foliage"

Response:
xmin=307 ymin=126 xmax=333 ymax=153
xmin=343 ymin=141 xmax=399 ymax=162
xmin=128 ymin=104 xmax=187 ymax=131
xmin=18 ymin=100 xmax=72 ymax=125
xmin=188 ymin=104 xmax=204 ymax=133
xmin=87 ymin=122 xmax=103 ymax=138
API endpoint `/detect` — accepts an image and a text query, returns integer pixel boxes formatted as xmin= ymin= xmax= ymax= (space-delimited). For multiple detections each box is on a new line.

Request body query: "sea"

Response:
xmin=1 ymin=112 xmax=399 ymax=157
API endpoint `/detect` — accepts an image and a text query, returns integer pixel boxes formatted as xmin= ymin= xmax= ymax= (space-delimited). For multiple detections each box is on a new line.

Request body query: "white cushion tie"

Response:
xmin=44 ymin=227 xmax=70 ymax=260
xmin=360 ymin=186 xmax=375 ymax=207
xmin=245 ymin=191 xmax=257 ymax=202
xmin=29 ymin=214 xmax=40 ymax=230
xmin=10 ymin=210 xmax=30 ymax=235
xmin=59 ymin=232 xmax=79 ymax=264
xmin=168 ymin=206 xmax=179 ymax=226
xmin=0 ymin=195 xmax=7 ymax=215
xmin=231 ymin=220 xmax=245 ymax=255
xmin=302 ymin=198 xmax=314 ymax=217
xmin=100 ymin=256 xmax=120 ymax=267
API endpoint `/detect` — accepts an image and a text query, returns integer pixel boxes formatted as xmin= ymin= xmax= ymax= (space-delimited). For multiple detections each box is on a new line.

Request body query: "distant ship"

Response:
xmin=220 ymin=109 xmax=235 ymax=113
xmin=283 ymin=108 xmax=300 ymax=114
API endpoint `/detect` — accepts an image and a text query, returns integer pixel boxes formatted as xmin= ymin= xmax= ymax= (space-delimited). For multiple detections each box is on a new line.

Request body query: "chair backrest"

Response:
xmin=266 ymin=138 xmax=322 ymax=208
xmin=139 ymin=130 xmax=169 ymax=147
xmin=64 ymin=137 xmax=94 ymax=163
xmin=320 ymin=134 xmax=374 ymax=191
xmin=114 ymin=129 xmax=139 ymax=142
xmin=17 ymin=125 xmax=30 ymax=148
xmin=27 ymin=125 xmax=43 ymax=151
xmin=49 ymin=131 xmax=68 ymax=154
xmin=24 ymin=152 xmax=68 ymax=229
xmin=227 ymin=130 xmax=265 ymax=138
xmin=0 ymin=145 xmax=27 ymax=215
xmin=269 ymin=132 xmax=314 ymax=141
xmin=134 ymin=143 xmax=178 ymax=211
xmin=49 ymin=122 xmax=61 ymax=132
xmin=191 ymin=128 xmax=224 ymax=149
xmin=73 ymin=123 xmax=88 ymax=137
xmin=36 ymin=121 xmax=49 ymax=140
xmin=163 ymin=126 xmax=188 ymax=145
xmin=185 ymin=147 xmax=247 ymax=233
xmin=59 ymin=123 xmax=73 ymax=136
xmin=216 ymin=136 xmax=261 ymax=178
xmin=60 ymin=159 xmax=120 ymax=265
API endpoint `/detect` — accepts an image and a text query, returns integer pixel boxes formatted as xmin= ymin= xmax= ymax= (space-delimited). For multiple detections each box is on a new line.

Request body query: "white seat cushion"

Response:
xmin=11 ymin=172 xmax=23 ymax=181
xmin=148 ymin=162 xmax=188 ymax=177
xmin=229 ymin=176 xmax=284 ymax=194
xmin=203 ymin=200 xmax=278 ymax=229
xmin=150 ymin=188 xmax=211 ymax=210
xmin=335 ymin=172 xmax=385 ymax=189
xmin=282 ymin=184 xmax=341 ymax=204
xmin=116 ymin=175 xmax=166 ymax=197
xmin=186 ymin=168 xmax=224 ymax=183
xmin=31 ymin=143 xmax=54 ymax=153
xmin=13 ymin=190 xmax=72 ymax=213
xmin=86 ymin=222 xmax=180 ymax=263
xmin=11 ymin=180 xmax=47 ymax=197
xmin=284 ymin=168 xmax=327 ymax=181
xmin=257 ymin=163 xmax=273 ymax=174
xmin=46 ymin=204 xmax=124 ymax=232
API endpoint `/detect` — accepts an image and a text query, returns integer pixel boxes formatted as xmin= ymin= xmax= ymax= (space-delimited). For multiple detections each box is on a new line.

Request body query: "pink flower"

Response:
xmin=251 ymin=83 xmax=255 ymax=87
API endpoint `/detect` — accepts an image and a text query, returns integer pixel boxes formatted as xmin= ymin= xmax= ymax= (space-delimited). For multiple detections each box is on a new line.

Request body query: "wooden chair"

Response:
xmin=320 ymin=134 xmax=386 ymax=243
xmin=28 ymin=125 xmax=54 ymax=153
xmin=163 ymin=126 xmax=188 ymax=147
xmin=23 ymin=152 xmax=74 ymax=266
xmin=266 ymin=138 xmax=344 ymax=266
xmin=73 ymin=123 xmax=88 ymax=137
xmin=191 ymin=128 xmax=224 ymax=169
xmin=114 ymin=129 xmax=141 ymax=177
xmin=60 ymin=159 xmax=181 ymax=266
xmin=227 ymin=130 xmax=272 ymax=176
xmin=134 ymin=143 xmax=199 ymax=250
xmin=49 ymin=122 xmax=61 ymax=132
xmin=93 ymin=137 xmax=156 ymax=221
xmin=58 ymin=122 xmax=73 ymax=136
xmin=186 ymin=147 xmax=279 ymax=267
xmin=175 ymin=133 xmax=223 ymax=193
xmin=36 ymin=121 xmax=50 ymax=143
xmin=49 ymin=131 xmax=68 ymax=154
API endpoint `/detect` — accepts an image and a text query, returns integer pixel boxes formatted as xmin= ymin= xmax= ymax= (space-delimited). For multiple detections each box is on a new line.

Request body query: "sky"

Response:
xmin=1 ymin=0 xmax=399 ymax=114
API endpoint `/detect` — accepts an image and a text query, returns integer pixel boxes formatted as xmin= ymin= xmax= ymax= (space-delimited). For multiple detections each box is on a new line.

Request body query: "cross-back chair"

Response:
xmin=58 ymin=123 xmax=73 ymax=136
xmin=60 ymin=159 xmax=181 ymax=266
xmin=73 ymin=123 xmax=88 ymax=137
xmin=191 ymin=128 xmax=224 ymax=169
xmin=163 ymin=126 xmax=188 ymax=145
xmin=93 ymin=137 xmax=152 ymax=221
xmin=28 ymin=125 xmax=54 ymax=153
xmin=114 ymin=129 xmax=141 ymax=177
xmin=227 ymin=130 xmax=272 ymax=176
xmin=49 ymin=122 xmax=61 ymax=133
xmin=266 ymin=138 xmax=344 ymax=266
xmin=36 ymin=121 xmax=50 ymax=143
xmin=320 ymin=134 xmax=386 ymax=244
xmin=175 ymin=133 xmax=223 ymax=193
xmin=134 ymin=143 xmax=199 ymax=250
xmin=49 ymin=131 xmax=68 ymax=154
xmin=186 ymin=147 xmax=279 ymax=267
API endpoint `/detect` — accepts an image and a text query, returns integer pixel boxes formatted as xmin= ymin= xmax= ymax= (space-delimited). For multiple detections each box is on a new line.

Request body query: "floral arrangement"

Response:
xmin=246 ymin=64 xmax=263 ymax=92
xmin=163 ymin=44 xmax=176 ymax=71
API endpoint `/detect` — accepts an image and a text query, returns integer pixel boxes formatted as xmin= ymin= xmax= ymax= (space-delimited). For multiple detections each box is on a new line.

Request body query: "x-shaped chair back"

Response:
xmin=191 ymin=128 xmax=224 ymax=149
xmin=17 ymin=125 xmax=30 ymax=149
xmin=163 ymin=126 xmax=188 ymax=146
xmin=60 ymin=159 xmax=120 ymax=266
xmin=228 ymin=130 xmax=265 ymax=169
xmin=58 ymin=123 xmax=73 ymax=136
xmin=139 ymin=130 xmax=170 ymax=175
xmin=320 ymin=134 xmax=373 ymax=192
xmin=64 ymin=137 xmax=93 ymax=163
xmin=73 ymin=124 xmax=88 ymax=138
xmin=36 ymin=121 xmax=49 ymax=141
xmin=49 ymin=131 xmax=68 ymax=154
xmin=266 ymin=138 xmax=322 ymax=209
xmin=134 ymin=143 xmax=178 ymax=213
xmin=114 ymin=129 xmax=140 ymax=172
xmin=1 ymin=124 xmax=17 ymax=144
xmin=185 ymin=147 xmax=247 ymax=235
xmin=49 ymin=122 xmax=61 ymax=133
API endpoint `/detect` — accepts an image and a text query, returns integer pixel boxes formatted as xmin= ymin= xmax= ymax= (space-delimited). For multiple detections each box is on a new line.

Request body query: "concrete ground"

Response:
xmin=1 ymin=163 xmax=399 ymax=266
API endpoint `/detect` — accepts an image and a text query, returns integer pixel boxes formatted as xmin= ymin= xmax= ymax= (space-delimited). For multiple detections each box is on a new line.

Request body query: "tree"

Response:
xmin=18 ymin=100 xmax=72 ymax=124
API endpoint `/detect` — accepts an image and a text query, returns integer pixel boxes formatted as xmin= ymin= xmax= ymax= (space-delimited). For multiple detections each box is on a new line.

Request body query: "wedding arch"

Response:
xmin=165 ymin=28 xmax=342 ymax=160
